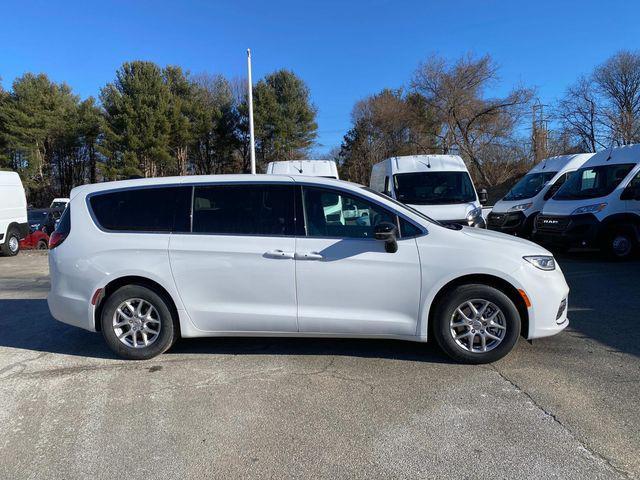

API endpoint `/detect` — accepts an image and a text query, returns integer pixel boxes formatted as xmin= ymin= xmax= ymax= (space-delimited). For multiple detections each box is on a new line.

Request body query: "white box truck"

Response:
xmin=266 ymin=160 xmax=339 ymax=179
xmin=0 ymin=171 xmax=29 ymax=256
xmin=370 ymin=155 xmax=486 ymax=227
xmin=487 ymin=153 xmax=594 ymax=237
xmin=533 ymin=144 xmax=640 ymax=259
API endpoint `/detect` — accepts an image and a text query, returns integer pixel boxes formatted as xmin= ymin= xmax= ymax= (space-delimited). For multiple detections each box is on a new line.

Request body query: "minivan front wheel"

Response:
xmin=101 ymin=285 xmax=177 ymax=360
xmin=433 ymin=284 xmax=521 ymax=364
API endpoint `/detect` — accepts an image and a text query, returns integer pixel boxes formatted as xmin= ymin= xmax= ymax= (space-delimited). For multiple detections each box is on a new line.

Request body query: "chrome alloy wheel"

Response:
xmin=449 ymin=299 xmax=506 ymax=353
xmin=8 ymin=235 xmax=19 ymax=253
xmin=112 ymin=298 xmax=161 ymax=348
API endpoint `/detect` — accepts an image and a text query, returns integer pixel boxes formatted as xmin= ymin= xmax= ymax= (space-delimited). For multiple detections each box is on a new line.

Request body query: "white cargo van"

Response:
xmin=266 ymin=160 xmax=339 ymax=179
xmin=488 ymin=153 xmax=594 ymax=237
xmin=370 ymin=155 xmax=485 ymax=227
xmin=533 ymin=144 xmax=640 ymax=259
xmin=0 ymin=171 xmax=29 ymax=256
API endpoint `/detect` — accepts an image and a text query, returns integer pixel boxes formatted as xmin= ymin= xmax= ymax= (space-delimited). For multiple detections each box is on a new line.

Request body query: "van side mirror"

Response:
xmin=479 ymin=188 xmax=488 ymax=205
xmin=374 ymin=222 xmax=398 ymax=253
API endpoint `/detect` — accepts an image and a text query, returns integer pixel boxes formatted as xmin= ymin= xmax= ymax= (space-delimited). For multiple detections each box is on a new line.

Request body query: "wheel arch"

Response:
xmin=599 ymin=213 xmax=640 ymax=242
xmin=94 ymin=275 xmax=181 ymax=335
xmin=426 ymin=273 xmax=529 ymax=340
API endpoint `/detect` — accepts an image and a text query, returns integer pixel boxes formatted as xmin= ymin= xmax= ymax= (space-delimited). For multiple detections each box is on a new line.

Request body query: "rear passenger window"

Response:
xmin=89 ymin=186 xmax=191 ymax=232
xmin=193 ymin=184 xmax=296 ymax=236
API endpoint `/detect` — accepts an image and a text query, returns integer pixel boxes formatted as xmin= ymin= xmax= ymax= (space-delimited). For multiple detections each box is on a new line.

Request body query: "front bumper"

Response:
xmin=532 ymin=213 xmax=601 ymax=248
xmin=487 ymin=211 xmax=533 ymax=236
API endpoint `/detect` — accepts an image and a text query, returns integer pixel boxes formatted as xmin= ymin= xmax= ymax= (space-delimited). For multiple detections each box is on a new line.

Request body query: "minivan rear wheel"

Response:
xmin=433 ymin=284 xmax=521 ymax=364
xmin=1 ymin=228 xmax=21 ymax=257
xmin=101 ymin=285 xmax=177 ymax=360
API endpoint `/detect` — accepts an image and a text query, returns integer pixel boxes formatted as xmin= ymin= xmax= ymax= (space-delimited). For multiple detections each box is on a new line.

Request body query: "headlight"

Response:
xmin=508 ymin=202 xmax=533 ymax=212
xmin=571 ymin=203 xmax=607 ymax=215
xmin=523 ymin=255 xmax=556 ymax=271
xmin=466 ymin=207 xmax=482 ymax=222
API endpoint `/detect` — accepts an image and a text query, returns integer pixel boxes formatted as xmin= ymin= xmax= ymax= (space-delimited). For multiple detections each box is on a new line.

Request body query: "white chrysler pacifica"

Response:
xmin=48 ymin=175 xmax=569 ymax=363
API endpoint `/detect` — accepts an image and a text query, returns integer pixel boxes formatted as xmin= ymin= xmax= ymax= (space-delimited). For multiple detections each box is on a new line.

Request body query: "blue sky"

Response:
xmin=2 ymin=0 xmax=639 ymax=154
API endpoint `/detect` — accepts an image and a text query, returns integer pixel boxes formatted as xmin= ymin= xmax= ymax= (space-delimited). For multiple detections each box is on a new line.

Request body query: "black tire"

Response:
xmin=101 ymin=285 xmax=177 ymax=360
xmin=432 ymin=284 xmax=521 ymax=364
xmin=37 ymin=240 xmax=48 ymax=250
xmin=604 ymin=227 xmax=637 ymax=260
xmin=1 ymin=228 xmax=21 ymax=257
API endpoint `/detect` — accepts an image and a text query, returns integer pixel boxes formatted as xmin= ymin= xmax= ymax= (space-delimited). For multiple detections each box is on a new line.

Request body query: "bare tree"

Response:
xmin=411 ymin=54 xmax=533 ymax=186
xmin=555 ymin=76 xmax=604 ymax=152
xmin=593 ymin=50 xmax=640 ymax=145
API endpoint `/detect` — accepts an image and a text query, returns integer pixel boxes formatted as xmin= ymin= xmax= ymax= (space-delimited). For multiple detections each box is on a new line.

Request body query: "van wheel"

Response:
xmin=101 ymin=285 xmax=177 ymax=360
xmin=606 ymin=228 xmax=636 ymax=260
xmin=432 ymin=284 xmax=521 ymax=364
xmin=1 ymin=228 xmax=20 ymax=256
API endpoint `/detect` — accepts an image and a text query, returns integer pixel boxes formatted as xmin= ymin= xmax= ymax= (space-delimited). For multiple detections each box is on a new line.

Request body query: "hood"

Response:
xmin=408 ymin=202 xmax=478 ymax=221
xmin=542 ymin=198 xmax=601 ymax=216
xmin=460 ymin=225 xmax=551 ymax=255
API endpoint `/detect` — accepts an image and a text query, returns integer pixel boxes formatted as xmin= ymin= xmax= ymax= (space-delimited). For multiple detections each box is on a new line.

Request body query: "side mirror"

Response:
xmin=374 ymin=222 xmax=398 ymax=253
xmin=479 ymin=188 xmax=488 ymax=205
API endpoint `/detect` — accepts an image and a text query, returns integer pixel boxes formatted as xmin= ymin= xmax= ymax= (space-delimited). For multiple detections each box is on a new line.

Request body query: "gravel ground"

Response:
xmin=0 ymin=250 xmax=638 ymax=479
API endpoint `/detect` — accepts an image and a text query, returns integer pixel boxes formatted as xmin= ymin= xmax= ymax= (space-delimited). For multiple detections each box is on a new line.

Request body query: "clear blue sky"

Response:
xmin=2 ymin=0 xmax=639 ymax=154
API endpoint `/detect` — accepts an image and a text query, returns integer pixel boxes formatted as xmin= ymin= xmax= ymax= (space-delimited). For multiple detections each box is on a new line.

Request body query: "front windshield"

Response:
xmin=393 ymin=171 xmax=476 ymax=205
xmin=503 ymin=171 xmax=558 ymax=201
xmin=554 ymin=163 xmax=634 ymax=200
xmin=28 ymin=211 xmax=47 ymax=223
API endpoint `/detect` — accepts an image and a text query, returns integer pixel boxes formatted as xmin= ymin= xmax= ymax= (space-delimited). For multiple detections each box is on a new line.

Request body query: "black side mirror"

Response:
xmin=478 ymin=188 xmax=488 ymax=205
xmin=374 ymin=222 xmax=398 ymax=253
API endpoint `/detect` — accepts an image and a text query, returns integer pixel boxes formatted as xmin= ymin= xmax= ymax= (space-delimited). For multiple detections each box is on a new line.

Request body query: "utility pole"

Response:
xmin=247 ymin=49 xmax=256 ymax=174
xmin=532 ymin=100 xmax=548 ymax=163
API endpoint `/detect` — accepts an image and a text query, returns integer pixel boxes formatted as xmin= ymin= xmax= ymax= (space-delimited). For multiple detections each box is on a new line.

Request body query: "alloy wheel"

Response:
xmin=112 ymin=298 xmax=162 ymax=349
xmin=449 ymin=299 xmax=507 ymax=353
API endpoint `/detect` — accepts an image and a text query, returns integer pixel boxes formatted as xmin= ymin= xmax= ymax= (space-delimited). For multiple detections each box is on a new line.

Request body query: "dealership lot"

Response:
xmin=0 ymin=251 xmax=638 ymax=479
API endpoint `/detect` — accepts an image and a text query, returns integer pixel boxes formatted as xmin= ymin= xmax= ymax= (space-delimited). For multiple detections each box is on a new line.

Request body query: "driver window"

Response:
xmin=544 ymin=172 xmax=571 ymax=200
xmin=303 ymin=187 xmax=396 ymax=239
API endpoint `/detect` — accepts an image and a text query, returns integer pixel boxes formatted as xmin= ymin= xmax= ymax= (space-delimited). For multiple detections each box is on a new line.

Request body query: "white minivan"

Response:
xmin=266 ymin=160 xmax=339 ymax=179
xmin=488 ymin=154 xmax=594 ymax=237
xmin=533 ymin=144 xmax=640 ymax=259
xmin=370 ymin=155 xmax=486 ymax=228
xmin=48 ymin=175 xmax=569 ymax=363
xmin=0 ymin=171 xmax=29 ymax=256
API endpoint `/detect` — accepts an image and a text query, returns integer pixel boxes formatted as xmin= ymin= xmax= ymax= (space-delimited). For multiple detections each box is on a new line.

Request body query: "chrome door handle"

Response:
xmin=295 ymin=252 xmax=324 ymax=261
xmin=264 ymin=249 xmax=295 ymax=259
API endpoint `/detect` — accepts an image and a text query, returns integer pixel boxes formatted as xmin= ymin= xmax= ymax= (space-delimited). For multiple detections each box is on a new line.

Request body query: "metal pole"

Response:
xmin=247 ymin=49 xmax=256 ymax=174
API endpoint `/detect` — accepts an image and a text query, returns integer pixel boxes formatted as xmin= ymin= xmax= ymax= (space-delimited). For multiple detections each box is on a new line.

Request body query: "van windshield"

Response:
xmin=553 ymin=163 xmax=634 ymax=200
xmin=393 ymin=172 xmax=476 ymax=205
xmin=503 ymin=171 xmax=558 ymax=201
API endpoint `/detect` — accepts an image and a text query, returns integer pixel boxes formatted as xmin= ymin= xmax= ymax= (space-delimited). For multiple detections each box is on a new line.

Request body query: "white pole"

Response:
xmin=247 ymin=48 xmax=256 ymax=174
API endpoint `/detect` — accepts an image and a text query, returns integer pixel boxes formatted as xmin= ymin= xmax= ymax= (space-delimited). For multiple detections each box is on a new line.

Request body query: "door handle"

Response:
xmin=295 ymin=252 xmax=324 ymax=261
xmin=264 ymin=249 xmax=295 ymax=259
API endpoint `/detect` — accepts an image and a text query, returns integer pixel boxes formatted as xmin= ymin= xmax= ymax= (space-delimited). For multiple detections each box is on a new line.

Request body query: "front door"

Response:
xmin=295 ymin=186 xmax=421 ymax=336
xmin=169 ymin=183 xmax=299 ymax=333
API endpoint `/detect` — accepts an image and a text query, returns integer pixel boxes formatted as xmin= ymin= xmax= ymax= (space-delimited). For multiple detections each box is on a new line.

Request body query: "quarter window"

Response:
xmin=89 ymin=186 xmax=191 ymax=232
xmin=192 ymin=184 xmax=296 ymax=236
xmin=303 ymin=187 xmax=396 ymax=239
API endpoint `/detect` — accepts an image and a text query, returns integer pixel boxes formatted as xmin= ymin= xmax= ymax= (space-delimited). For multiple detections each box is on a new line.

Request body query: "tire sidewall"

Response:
xmin=101 ymin=285 xmax=176 ymax=360
xmin=606 ymin=228 xmax=636 ymax=260
xmin=2 ymin=229 xmax=20 ymax=256
xmin=433 ymin=284 xmax=521 ymax=364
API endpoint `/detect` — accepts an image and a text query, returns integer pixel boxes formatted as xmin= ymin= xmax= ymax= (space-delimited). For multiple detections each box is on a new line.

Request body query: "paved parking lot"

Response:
xmin=0 ymin=251 xmax=638 ymax=479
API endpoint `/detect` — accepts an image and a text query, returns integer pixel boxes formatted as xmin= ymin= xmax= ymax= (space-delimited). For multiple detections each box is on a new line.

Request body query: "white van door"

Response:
xmin=295 ymin=186 xmax=421 ymax=336
xmin=169 ymin=183 xmax=299 ymax=333
xmin=624 ymin=170 xmax=640 ymax=217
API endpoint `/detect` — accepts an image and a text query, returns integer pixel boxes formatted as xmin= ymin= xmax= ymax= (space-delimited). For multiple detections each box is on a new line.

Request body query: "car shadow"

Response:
xmin=0 ymin=298 xmax=451 ymax=363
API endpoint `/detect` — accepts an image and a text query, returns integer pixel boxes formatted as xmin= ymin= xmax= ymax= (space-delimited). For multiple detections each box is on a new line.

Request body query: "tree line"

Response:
xmin=0 ymin=62 xmax=317 ymax=205
xmin=1 ymin=50 xmax=639 ymax=205
xmin=338 ymin=50 xmax=640 ymax=187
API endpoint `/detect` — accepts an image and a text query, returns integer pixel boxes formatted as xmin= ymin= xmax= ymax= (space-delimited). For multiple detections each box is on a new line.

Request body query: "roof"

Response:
xmin=266 ymin=160 xmax=338 ymax=176
xmin=582 ymin=144 xmax=640 ymax=167
xmin=530 ymin=153 xmax=594 ymax=173
xmin=0 ymin=170 xmax=21 ymax=185
xmin=378 ymin=155 xmax=469 ymax=173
